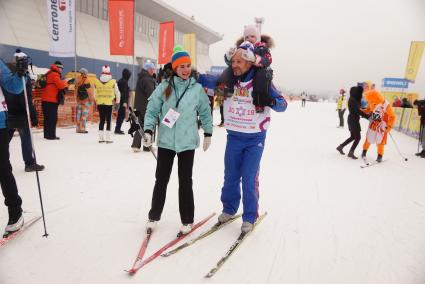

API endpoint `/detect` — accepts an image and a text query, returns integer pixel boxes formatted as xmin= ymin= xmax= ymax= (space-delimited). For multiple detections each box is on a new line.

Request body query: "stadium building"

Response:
xmin=0 ymin=0 xmax=222 ymax=86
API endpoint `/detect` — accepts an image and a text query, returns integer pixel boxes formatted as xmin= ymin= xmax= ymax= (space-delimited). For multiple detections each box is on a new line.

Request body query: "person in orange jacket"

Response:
xmin=41 ymin=61 xmax=69 ymax=140
xmin=361 ymin=89 xmax=396 ymax=162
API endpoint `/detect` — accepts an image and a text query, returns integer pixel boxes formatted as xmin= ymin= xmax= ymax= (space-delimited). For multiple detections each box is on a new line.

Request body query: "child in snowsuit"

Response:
xmin=361 ymin=90 xmax=396 ymax=162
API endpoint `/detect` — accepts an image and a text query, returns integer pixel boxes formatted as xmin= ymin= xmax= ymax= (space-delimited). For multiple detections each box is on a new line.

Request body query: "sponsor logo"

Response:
xmin=59 ymin=0 xmax=66 ymax=11
xmin=118 ymin=9 xmax=125 ymax=48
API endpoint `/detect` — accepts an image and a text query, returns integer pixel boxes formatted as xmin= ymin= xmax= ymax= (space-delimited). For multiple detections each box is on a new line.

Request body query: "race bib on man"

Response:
xmin=161 ymin=108 xmax=180 ymax=128
xmin=223 ymin=80 xmax=271 ymax=133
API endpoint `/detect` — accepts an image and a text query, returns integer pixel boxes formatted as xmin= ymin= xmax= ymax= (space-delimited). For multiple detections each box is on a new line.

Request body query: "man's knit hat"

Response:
xmin=79 ymin=68 xmax=88 ymax=75
xmin=101 ymin=65 xmax=111 ymax=75
xmin=143 ymin=61 xmax=156 ymax=70
xmin=54 ymin=60 xmax=64 ymax=69
xmin=14 ymin=48 xmax=27 ymax=59
xmin=243 ymin=25 xmax=260 ymax=42
xmin=237 ymin=41 xmax=256 ymax=63
xmin=171 ymin=45 xmax=191 ymax=70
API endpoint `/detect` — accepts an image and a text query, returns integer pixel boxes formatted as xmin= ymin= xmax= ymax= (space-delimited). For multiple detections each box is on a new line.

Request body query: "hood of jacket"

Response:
xmin=50 ymin=64 xmax=62 ymax=73
xmin=350 ymin=86 xmax=363 ymax=102
xmin=122 ymin=68 xmax=131 ymax=81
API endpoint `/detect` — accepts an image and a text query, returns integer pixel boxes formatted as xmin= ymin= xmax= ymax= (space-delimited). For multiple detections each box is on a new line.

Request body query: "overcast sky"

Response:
xmin=162 ymin=0 xmax=425 ymax=96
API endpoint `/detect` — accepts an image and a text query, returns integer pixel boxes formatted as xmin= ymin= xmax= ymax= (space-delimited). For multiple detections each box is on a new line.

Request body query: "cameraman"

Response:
xmin=414 ymin=99 xmax=425 ymax=158
xmin=4 ymin=50 xmax=45 ymax=172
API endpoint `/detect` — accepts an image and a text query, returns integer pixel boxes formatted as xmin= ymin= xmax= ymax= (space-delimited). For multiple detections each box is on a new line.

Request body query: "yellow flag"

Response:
xmin=405 ymin=41 xmax=425 ymax=82
xmin=183 ymin=33 xmax=197 ymax=68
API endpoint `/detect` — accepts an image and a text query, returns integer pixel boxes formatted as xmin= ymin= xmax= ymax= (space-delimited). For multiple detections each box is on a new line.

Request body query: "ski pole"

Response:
xmin=389 ymin=132 xmax=408 ymax=162
xmin=21 ymin=76 xmax=49 ymax=237
xmin=129 ymin=107 xmax=157 ymax=160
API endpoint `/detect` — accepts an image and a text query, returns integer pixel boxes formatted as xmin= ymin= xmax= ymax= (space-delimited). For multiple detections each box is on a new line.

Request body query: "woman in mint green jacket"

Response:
xmin=143 ymin=46 xmax=212 ymax=235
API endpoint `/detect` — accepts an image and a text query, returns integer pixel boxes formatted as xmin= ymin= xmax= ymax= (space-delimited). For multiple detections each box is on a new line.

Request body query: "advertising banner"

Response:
xmin=47 ymin=0 xmax=76 ymax=57
xmin=158 ymin=21 xmax=174 ymax=64
xmin=405 ymin=41 xmax=425 ymax=82
xmin=183 ymin=33 xmax=197 ymax=68
xmin=108 ymin=0 xmax=134 ymax=55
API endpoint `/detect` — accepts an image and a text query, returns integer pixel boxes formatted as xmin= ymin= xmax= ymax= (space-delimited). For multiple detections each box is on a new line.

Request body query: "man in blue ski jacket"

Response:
xmin=217 ymin=41 xmax=287 ymax=233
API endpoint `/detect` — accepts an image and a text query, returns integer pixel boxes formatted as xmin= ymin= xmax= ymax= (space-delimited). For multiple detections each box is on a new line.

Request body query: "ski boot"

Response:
xmin=241 ymin=221 xmax=253 ymax=234
xmin=376 ymin=154 xmax=383 ymax=163
xmin=145 ymin=220 xmax=157 ymax=232
xmin=179 ymin=223 xmax=193 ymax=235
xmin=98 ymin=131 xmax=105 ymax=143
xmin=4 ymin=207 xmax=24 ymax=237
xmin=218 ymin=212 xmax=233 ymax=224
xmin=105 ymin=131 xmax=113 ymax=144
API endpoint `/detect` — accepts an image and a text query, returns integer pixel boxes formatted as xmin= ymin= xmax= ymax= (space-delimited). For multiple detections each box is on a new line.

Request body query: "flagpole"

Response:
xmin=74 ymin=4 xmax=77 ymax=104
xmin=132 ymin=0 xmax=136 ymax=91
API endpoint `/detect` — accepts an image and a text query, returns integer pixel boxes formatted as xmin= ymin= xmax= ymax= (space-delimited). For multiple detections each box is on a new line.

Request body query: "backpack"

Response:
xmin=37 ymin=73 xmax=47 ymax=88
xmin=77 ymin=83 xmax=90 ymax=100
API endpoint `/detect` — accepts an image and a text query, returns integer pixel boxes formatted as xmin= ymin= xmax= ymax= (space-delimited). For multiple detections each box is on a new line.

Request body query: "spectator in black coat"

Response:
xmin=401 ymin=98 xmax=413 ymax=108
xmin=336 ymin=86 xmax=370 ymax=159
xmin=115 ymin=68 xmax=131 ymax=134
xmin=131 ymin=62 xmax=156 ymax=152
xmin=414 ymin=99 xmax=425 ymax=157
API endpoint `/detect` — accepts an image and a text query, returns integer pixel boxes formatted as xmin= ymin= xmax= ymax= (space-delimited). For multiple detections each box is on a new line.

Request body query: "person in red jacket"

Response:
xmin=41 ymin=61 xmax=68 ymax=140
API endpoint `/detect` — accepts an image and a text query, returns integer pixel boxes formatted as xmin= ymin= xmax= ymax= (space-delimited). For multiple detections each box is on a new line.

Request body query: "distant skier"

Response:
xmin=361 ymin=89 xmax=396 ymax=162
xmin=336 ymin=89 xmax=347 ymax=128
xmin=300 ymin=91 xmax=307 ymax=107
xmin=217 ymin=42 xmax=287 ymax=233
xmin=336 ymin=86 xmax=370 ymax=159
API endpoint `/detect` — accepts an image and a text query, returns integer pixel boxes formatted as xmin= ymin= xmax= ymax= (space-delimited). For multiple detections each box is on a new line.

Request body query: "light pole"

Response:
xmin=254 ymin=17 xmax=264 ymax=34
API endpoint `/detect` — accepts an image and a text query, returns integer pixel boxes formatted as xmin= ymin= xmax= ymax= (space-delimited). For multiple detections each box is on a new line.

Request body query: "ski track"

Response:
xmin=0 ymin=102 xmax=424 ymax=284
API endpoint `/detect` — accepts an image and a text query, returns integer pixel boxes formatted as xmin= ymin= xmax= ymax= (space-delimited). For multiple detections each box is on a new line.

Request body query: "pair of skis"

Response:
xmin=126 ymin=212 xmax=267 ymax=278
xmin=0 ymin=216 xmax=42 ymax=248
xmin=126 ymin=212 xmax=216 ymax=275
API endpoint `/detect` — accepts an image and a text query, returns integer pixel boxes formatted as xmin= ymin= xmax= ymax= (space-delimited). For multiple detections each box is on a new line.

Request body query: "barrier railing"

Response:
xmin=393 ymin=107 xmax=421 ymax=139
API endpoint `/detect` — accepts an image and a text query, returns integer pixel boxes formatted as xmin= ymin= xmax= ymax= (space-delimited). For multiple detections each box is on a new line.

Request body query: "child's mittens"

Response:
xmin=254 ymin=55 xmax=263 ymax=67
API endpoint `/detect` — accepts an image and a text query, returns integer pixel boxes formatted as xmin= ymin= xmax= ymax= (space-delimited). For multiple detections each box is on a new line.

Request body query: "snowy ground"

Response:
xmin=1 ymin=101 xmax=424 ymax=284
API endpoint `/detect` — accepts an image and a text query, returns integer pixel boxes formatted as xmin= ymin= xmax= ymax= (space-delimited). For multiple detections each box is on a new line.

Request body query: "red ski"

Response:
xmin=1 ymin=216 xmax=42 ymax=248
xmin=126 ymin=212 xmax=215 ymax=275
xmin=127 ymin=228 xmax=153 ymax=273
